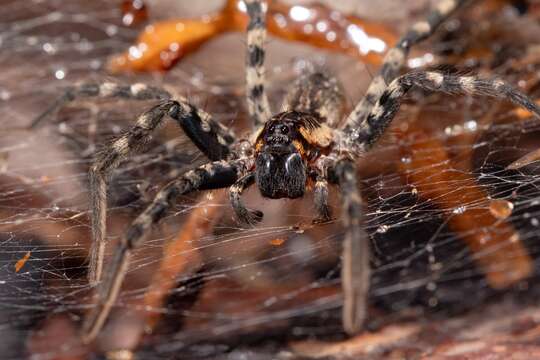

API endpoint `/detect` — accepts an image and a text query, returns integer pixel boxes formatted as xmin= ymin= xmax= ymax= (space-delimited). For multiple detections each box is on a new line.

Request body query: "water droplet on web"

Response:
xmin=0 ymin=89 xmax=11 ymax=101
xmin=452 ymin=205 xmax=466 ymax=214
xmin=531 ymin=218 xmax=539 ymax=227
xmin=26 ymin=36 xmax=38 ymax=46
xmin=376 ymin=225 xmax=388 ymax=233
xmin=54 ymin=68 xmax=66 ymax=80
xmin=489 ymin=199 xmax=514 ymax=220
xmin=464 ymin=119 xmax=478 ymax=132
xmin=106 ymin=25 xmax=118 ymax=36
xmin=400 ymin=156 xmax=411 ymax=164
xmin=42 ymin=42 xmax=57 ymax=55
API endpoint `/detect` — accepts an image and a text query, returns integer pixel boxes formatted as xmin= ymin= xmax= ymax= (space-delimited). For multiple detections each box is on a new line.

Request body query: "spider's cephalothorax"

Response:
xmin=33 ymin=0 xmax=540 ymax=345
xmin=254 ymin=111 xmax=327 ymax=199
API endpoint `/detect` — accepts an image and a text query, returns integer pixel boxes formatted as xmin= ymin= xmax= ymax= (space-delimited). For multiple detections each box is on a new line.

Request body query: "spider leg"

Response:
xmin=333 ymin=159 xmax=370 ymax=334
xmin=245 ymin=0 xmax=272 ymax=129
xmin=29 ymin=82 xmax=171 ymax=128
xmin=348 ymin=71 xmax=540 ymax=150
xmin=82 ymin=158 xmax=249 ymax=343
xmin=229 ymin=173 xmax=263 ymax=225
xmin=89 ymin=99 xmax=235 ymax=285
xmin=313 ymin=177 xmax=332 ymax=224
xmin=342 ymin=0 xmax=467 ymax=134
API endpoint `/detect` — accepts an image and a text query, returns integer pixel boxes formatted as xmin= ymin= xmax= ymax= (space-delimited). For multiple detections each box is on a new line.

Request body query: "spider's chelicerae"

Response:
xmin=33 ymin=0 xmax=540 ymax=344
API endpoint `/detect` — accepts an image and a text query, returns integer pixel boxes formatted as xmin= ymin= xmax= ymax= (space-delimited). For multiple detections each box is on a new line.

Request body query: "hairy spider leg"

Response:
xmin=87 ymin=94 xmax=235 ymax=284
xmin=229 ymin=173 xmax=264 ymax=225
xmin=82 ymin=158 xmax=250 ymax=343
xmin=245 ymin=0 xmax=272 ymax=128
xmin=29 ymin=83 xmax=171 ymax=129
xmin=342 ymin=0 xmax=468 ymax=138
xmin=332 ymin=159 xmax=370 ymax=335
xmin=279 ymin=67 xmax=371 ymax=332
xmin=324 ymin=70 xmax=540 ymax=334
xmin=354 ymin=71 xmax=540 ymax=151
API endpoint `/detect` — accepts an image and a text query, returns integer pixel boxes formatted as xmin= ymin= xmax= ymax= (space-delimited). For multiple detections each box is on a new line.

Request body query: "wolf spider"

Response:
xmin=32 ymin=0 xmax=540 ymax=344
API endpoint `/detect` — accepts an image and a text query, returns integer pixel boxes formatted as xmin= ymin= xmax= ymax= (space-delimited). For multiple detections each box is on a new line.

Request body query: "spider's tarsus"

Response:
xmin=237 ymin=208 xmax=264 ymax=226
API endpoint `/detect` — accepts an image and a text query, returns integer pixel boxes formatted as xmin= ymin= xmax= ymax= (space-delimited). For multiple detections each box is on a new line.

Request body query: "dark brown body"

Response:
xmin=253 ymin=69 xmax=345 ymax=199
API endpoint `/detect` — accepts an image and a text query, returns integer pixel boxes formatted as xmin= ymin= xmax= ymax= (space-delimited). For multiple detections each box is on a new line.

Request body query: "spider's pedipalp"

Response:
xmin=333 ymin=159 xmax=370 ymax=334
xmin=229 ymin=173 xmax=263 ymax=225
xmin=88 ymin=97 xmax=236 ymax=284
xmin=83 ymin=158 xmax=249 ymax=343
xmin=342 ymin=0 xmax=467 ymax=134
xmin=245 ymin=0 xmax=272 ymax=128
xmin=30 ymin=82 xmax=171 ymax=128
xmin=349 ymin=71 xmax=540 ymax=150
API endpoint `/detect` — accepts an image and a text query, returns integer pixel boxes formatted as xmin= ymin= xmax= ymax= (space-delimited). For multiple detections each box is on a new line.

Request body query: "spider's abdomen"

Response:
xmin=255 ymin=152 xmax=306 ymax=199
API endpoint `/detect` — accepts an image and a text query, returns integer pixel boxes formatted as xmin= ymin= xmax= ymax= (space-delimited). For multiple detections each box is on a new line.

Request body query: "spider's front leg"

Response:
xmin=88 ymin=95 xmax=235 ymax=285
xmin=330 ymin=159 xmax=370 ymax=335
xmin=245 ymin=0 xmax=272 ymax=129
xmin=82 ymin=158 xmax=251 ymax=343
xmin=347 ymin=71 xmax=540 ymax=151
xmin=29 ymin=82 xmax=171 ymax=129
xmin=342 ymin=0 xmax=467 ymax=134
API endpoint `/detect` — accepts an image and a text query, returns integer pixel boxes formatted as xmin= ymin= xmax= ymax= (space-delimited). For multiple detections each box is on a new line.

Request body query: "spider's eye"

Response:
xmin=279 ymin=125 xmax=289 ymax=134
xmin=268 ymin=125 xmax=275 ymax=133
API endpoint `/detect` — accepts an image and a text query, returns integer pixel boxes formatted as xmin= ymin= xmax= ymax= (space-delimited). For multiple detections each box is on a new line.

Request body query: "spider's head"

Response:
xmin=253 ymin=111 xmax=333 ymax=199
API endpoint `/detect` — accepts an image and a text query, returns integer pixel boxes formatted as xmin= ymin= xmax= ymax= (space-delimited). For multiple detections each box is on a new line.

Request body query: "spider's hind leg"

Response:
xmin=281 ymin=68 xmax=346 ymax=128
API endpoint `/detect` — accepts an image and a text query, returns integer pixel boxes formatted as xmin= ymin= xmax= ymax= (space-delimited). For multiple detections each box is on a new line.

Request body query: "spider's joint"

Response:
xmin=426 ymin=72 xmax=444 ymax=87
xmin=412 ymin=21 xmax=431 ymax=35
xmin=99 ymin=82 xmax=119 ymax=97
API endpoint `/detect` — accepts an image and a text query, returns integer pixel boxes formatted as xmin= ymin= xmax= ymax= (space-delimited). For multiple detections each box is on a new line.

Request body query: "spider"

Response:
xmin=32 ymin=0 xmax=540 ymax=345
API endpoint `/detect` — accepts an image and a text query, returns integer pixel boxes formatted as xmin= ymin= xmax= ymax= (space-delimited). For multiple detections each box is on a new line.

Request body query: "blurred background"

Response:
xmin=2 ymin=0 xmax=540 ymax=359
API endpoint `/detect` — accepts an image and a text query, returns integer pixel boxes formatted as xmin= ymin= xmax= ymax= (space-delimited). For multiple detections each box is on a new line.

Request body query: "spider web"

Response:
xmin=2 ymin=1 xmax=540 ymax=359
